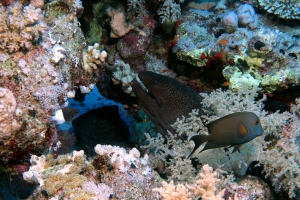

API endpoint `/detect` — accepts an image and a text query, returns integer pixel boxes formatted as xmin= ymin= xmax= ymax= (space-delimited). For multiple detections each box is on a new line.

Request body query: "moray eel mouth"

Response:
xmin=132 ymin=72 xmax=160 ymax=106
xmin=135 ymin=75 xmax=148 ymax=94
xmin=131 ymin=71 xmax=206 ymax=138
xmin=131 ymin=71 xmax=170 ymax=137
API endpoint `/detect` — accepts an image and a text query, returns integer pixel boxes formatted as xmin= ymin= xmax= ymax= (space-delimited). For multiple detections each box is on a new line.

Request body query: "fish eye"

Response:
xmin=254 ymin=120 xmax=259 ymax=125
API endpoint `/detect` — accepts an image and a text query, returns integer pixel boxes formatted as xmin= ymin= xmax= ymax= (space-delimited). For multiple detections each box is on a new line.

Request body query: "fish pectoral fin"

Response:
xmin=188 ymin=134 xmax=209 ymax=158
xmin=237 ymin=121 xmax=248 ymax=139
xmin=232 ymin=144 xmax=243 ymax=153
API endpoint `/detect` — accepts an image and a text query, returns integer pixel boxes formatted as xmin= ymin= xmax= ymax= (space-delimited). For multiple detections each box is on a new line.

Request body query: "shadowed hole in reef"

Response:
xmin=258 ymin=86 xmax=300 ymax=113
xmin=0 ymin=172 xmax=36 ymax=199
xmin=72 ymin=105 xmax=133 ymax=157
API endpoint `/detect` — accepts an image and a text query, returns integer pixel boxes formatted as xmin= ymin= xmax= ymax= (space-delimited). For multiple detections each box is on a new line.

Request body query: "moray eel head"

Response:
xmin=131 ymin=71 xmax=205 ymax=138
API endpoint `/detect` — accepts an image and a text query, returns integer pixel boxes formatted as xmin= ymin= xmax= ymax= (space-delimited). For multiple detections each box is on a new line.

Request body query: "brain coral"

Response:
xmin=256 ymin=0 xmax=300 ymax=19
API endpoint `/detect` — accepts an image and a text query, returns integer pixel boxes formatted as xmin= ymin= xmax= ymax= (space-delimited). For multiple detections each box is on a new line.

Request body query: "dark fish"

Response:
xmin=48 ymin=107 xmax=79 ymax=124
xmin=188 ymin=112 xmax=264 ymax=158
xmin=72 ymin=105 xmax=132 ymax=156
xmin=131 ymin=71 xmax=207 ymax=138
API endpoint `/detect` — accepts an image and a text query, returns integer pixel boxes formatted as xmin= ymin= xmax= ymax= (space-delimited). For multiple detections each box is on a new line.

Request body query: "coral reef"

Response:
xmin=111 ymin=59 xmax=136 ymax=94
xmin=0 ymin=87 xmax=19 ymax=141
xmin=0 ymin=1 xmax=95 ymax=166
xmin=23 ymin=146 xmax=161 ymax=199
xmin=143 ymin=85 xmax=300 ymax=198
xmin=222 ymin=11 xmax=238 ymax=28
xmin=157 ymin=0 xmax=183 ymax=23
xmin=237 ymin=4 xmax=256 ymax=27
xmin=82 ymin=43 xmax=107 ymax=76
xmin=254 ymin=0 xmax=300 ymax=19
xmin=126 ymin=0 xmax=184 ymax=24
xmin=116 ymin=14 xmax=155 ymax=59
xmin=0 ymin=0 xmax=299 ymax=198
xmin=173 ymin=4 xmax=300 ymax=93
xmin=109 ymin=54 xmax=176 ymax=94
xmin=173 ymin=20 xmax=216 ymax=67
xmin=153 ymin=164 xmax=224 ymax=200
xmin=106 ymin=7 xmax=136 ymax=39
xmin=0 ymin=2 xmax=44 ymax=53
xmin=133 ymin=109 xmax=158 ymax=145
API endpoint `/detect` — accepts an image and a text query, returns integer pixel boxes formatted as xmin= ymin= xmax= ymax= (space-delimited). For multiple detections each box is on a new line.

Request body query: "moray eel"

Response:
xmin=131 ymin=71 xmax=207 ymax=138
xmin=72 ymin=105 xmax=132 ymax=156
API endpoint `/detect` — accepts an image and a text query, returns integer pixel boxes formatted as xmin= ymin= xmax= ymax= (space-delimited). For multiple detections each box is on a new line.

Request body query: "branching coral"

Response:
xmin=111 ymin=60 xmax=135 ymax=94
xmin=153 ymin=180 xmax=192 ymax=200
xmin=186 ymin=164 xmax=224 ymax=200
xmin=157 ymin=0 xmax=183 ymax=23
xmin=126 ymin=0 xmax=183 ymax=24
xmin=145 ymin=54 xmax=176 ymax=78
xmin=82 ymin=43 xmax=107 ymax=76
xmin=0 ymin=2 xmax=44 ymax=53
xmin=255 ymin=0 xmax=300 ymax=19
xmin=153 ymin=164 xmax=224 ymax=200
xmin=143 ymin=84 xmax=300 ymax=198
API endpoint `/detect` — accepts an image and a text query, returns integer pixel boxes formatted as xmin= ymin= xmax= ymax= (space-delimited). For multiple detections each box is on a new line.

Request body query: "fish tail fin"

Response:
xmin=188 ymin=134 xmax=209 ymax=158
xmin=47 ymin=116 xmax=61 ymax=125
xmin=47 ymin=116 xmax=54 ymax=122
xmin=46 ymin=116 xmax=57 ymax=128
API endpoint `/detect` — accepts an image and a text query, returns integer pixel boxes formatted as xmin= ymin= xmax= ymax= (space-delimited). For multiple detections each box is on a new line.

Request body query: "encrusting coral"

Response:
xmin=23 ymin=146 xmax=161 ymax=199
xmin=106 ymin=7 xmax=146 ymax=39
xmin=0 ymin=87 xmax=19 ymax=141
xmin=173 ymin=4 xmax=300 ymax=93
xmin=0 ymin=1 xmax=97 ymax=166
xmin=0 ymin=2 xmax=44 ymax=53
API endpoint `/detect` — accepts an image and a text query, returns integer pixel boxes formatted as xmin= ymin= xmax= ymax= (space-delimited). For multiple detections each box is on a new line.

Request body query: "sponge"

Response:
xmin=221 ymin=11 xmax=238 ymax=27
xmin=237 ymin=4 xmax=255 ymax=26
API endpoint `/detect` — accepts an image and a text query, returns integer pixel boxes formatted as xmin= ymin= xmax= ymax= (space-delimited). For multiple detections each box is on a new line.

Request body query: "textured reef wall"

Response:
xmin=0 ymin=1 xmax=98 ymax=165
xmin=173 ymin=3 xmax=300 ymax=93
xmin=0 ymin=0 xmax=299 ymax=199
xmin=249 ymin=0 xmax=300 ymax=19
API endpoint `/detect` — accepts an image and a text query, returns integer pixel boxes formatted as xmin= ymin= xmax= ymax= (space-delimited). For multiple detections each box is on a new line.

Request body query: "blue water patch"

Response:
xmin=61 ymin=86 xmax=134 ymax=142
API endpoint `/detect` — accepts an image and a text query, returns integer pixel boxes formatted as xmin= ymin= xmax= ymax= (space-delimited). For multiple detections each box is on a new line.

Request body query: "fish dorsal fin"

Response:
xmin=206 ymin=120 xmax=218 ymax=133
xmin=206 ymin=112 xmax=251 ymax=133
xmin=206 ymin=117 xmax=225 ymax=132
xmin=237 ymin=121 xmax=248 ymax=139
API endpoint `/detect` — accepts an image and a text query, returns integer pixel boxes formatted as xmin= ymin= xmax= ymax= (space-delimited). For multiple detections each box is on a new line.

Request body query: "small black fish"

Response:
xmin=72 ymin=105 xmax=132 ymax=156
xmin=188 ymin=112 xmax=264 ymax=158
xmin=48 ymin=107 xmax=79 ymax=124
